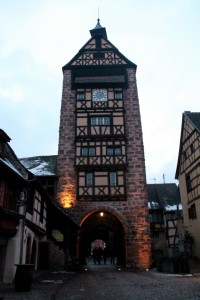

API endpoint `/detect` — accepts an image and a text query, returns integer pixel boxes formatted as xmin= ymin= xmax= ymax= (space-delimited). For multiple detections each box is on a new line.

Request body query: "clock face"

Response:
xmin=92 ymin=89 xmax=107 ymax=101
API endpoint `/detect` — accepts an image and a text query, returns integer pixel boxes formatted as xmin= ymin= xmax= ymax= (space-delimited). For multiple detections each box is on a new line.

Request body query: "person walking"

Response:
xmin=103 ymin=248 xmax=107 ymax=264
xmin=92 ymin=247 xmax=98 ymax=264
xmin=97 ymin=247 xmax=102 ymax=265
xmin=110 ymin=248 xmax=115 ymax=264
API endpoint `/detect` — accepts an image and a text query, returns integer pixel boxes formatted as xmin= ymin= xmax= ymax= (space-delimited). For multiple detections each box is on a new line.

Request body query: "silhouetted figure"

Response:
xmin=92 ymin=247 xmax=98 ymax=264
xmin=97 ymin=247 xmax=102 ymax=265
xmin=110 ymin=248 xmax=115 ymax=264
xmin=103 ymin=248 xmax=107 ymax=264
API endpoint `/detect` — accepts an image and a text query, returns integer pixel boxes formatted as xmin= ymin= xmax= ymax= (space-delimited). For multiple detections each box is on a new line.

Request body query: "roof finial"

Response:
xmin=90 ymin=13 xmax=107 ymax=39
xmin=94 ymin=18 xmax=102 ymax=29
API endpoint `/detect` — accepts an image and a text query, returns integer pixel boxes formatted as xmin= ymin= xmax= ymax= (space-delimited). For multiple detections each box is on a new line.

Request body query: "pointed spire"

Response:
xmin=90 ymin=18 xmax=107 ymax=39
xmin=94 ymin=18 xmax=103 ymax=29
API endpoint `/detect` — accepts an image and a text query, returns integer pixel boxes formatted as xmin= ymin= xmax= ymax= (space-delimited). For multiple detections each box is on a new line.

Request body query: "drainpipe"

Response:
xmin=18 ymin=189 xmax=27 ymax=264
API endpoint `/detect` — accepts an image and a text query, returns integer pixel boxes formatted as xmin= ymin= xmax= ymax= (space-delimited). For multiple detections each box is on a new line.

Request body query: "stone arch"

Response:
xmin=78 ymin=207 xmax=128 ymax=266
xmin=79 ymin=206 xmax=130 ymax=236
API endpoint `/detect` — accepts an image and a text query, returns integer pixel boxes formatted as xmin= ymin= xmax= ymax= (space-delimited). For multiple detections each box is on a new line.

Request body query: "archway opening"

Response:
xmin=79 ymin=210 xmax=125 ymax=266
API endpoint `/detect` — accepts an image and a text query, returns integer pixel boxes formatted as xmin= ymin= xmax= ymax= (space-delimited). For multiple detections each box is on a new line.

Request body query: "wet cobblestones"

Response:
xmin=1 ymin=262 xmax=200 ymax=300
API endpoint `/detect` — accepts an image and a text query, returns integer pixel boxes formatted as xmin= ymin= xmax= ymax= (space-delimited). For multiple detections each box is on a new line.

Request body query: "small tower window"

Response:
xmin=110 ymin=172 xmax=117 ymax=186
xmin=91 ymin=116 xmax=110 ymax=126
xmin=86 ymin=173 xmax=93 ymax=187
xmin=82 ymin=147 xmax=96 ymax=156
xmin=114 ymin=91 xmax=123 ymax=100
xmin=107 ymin=147 xmax=121 ymax=156
xmin=77 ymin=92 xmax=85 ymax=100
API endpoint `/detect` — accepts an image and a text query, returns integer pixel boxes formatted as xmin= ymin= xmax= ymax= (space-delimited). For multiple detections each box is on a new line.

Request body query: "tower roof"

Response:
xmin=90 ymin=18 xmax=107 ymax=39
xmin=63 ymin=19 xmax=137 ymax=72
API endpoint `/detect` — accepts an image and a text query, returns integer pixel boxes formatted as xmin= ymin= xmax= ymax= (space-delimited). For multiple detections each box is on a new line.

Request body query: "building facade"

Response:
xmin=0 ymin=129 xmax=78 ymax=283
xmin=176 ymin=111 xmax=200 ymax=258
xmin=57 ymin=20 xmax=151 ymax=269
xmin=147 ymin=183 xmax=183 ymax=265
xmin=0 ymin=129 xmax=49 ymax=282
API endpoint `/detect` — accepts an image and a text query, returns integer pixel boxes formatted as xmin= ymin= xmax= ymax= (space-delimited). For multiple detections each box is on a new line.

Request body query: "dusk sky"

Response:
xmin=0 ymin=0 xmax=200 ymax=184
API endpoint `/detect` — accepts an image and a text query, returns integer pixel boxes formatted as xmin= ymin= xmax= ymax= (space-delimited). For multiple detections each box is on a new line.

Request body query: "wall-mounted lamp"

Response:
xmin=100 ymin=212 xmax=104 ymax=217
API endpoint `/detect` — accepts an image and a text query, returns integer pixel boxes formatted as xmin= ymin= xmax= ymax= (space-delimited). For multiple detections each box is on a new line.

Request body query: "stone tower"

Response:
xmin=57 ymin=20 xmax=151 ymax=269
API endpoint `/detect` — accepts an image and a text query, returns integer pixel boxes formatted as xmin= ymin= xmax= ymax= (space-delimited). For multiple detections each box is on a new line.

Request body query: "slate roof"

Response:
xmin=63 ymin=20 xmax=137 ymax=71
xmin=0 ymin=134 xmax=29 ymax=181
xmin=147 ymin=183 xmax=181 ymax=211
xmin=184 ymin=111 xmax=200 ymax=132
xmin=20 ymin=155 xmax=57 ymax=176
xmin=0 ymin=157 xmax=28 ymax=180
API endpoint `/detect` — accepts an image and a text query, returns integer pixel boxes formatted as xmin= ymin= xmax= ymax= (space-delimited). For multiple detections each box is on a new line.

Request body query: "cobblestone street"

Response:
xmin=1 ymin=261 xmax=200 ymax=300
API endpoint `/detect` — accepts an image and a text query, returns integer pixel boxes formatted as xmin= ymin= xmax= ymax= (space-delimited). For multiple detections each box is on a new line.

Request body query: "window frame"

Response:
xmin=110 ymin=172 xmax=117 ymax=187
xmin=86 ymin=173 xmax=93 ymax=187
xmin=114 ymin=91 xmax=123 ymax=100
xmin=76 ymin=91 xmax=85 ymax=101
xmin=90 ymin=116 xmax=110 ymax=126
xmin=186 ymin=174 xmax=192 ymax=193
xmin=106 ymin=147 xmax=122 ymax=156
xmin=81 ymin=147 xmax=96 ymax=156
xmin=188 ymin=203 xmax=197 ymax=219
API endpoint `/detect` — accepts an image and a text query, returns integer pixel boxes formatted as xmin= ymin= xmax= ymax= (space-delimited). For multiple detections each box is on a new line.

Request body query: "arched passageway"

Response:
xmin=79 ymin=211 xmax=125 ymax=266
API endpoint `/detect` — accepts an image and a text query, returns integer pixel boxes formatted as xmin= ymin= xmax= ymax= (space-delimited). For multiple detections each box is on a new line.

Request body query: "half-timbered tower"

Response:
xmin=57 ymin=20 xmax=151 ymax=269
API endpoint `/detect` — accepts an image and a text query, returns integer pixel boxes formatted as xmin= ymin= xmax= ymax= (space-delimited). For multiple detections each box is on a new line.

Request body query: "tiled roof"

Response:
xmin=147 ymin=183 xmax=181 ymax=211
xmin=20 ymin=155 xmax=57 ymax=176
xmin=184 ymin=112 xmax=200 ymax=132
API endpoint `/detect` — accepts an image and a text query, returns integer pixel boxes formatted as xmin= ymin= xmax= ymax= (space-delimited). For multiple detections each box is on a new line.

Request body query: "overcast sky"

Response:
xmin=0 ymin=0 xmax=200 ymax=184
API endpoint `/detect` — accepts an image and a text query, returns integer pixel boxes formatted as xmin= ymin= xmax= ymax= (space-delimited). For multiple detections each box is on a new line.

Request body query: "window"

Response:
xmin=91 ymin=116 xmax=110 ymax=126
xmin=183 ymin=151 xmax=187 ymax=160
xmin=86 ymin=173 xmax=93 ymax=186
xmin=107 ymin=147 xmax=121 ymax=156
xmin=110 ymin=172 xmax=117 ymax=186
xmin=114 ymin=91 xmax=123 ymax=100
xmin=27 ymin=185 xmax=35 ymax=214
xmin=76 ymin=92 xmax=85 ymax=100
xmin=82 ymin=148 xmax=88 ymax=156
xmin=190 ymin=144 xmax=194 ymax=153
xmin=186 ymin=174 xmax=192 ymax=192
xmin=81 ymin=147 xmax=95 ymax=156
xmin=188 ymin=204 xmax=197 ymax=219
xmin=39 ymin=199 xmax=44 ymax=222
xmin=89 ymin=148 xmax=95 ymax=156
